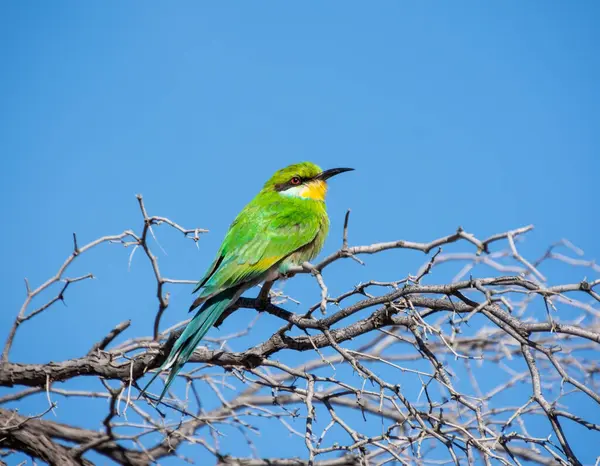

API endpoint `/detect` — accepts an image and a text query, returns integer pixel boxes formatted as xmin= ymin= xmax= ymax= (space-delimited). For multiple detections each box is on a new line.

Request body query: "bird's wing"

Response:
xmin=193 ymin=199 xmax=322 ymax=300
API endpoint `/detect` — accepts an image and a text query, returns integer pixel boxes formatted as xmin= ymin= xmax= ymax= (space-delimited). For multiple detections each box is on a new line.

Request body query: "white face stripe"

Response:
xmin=278 ymin=179 xmax=328 ymax=201
xmin=279 ymin=185 xmax=309 ymax=198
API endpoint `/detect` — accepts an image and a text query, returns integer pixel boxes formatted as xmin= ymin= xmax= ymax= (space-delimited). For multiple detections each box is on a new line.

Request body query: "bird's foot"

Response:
xmin=257 ymin=280 xmax=274 ymax=310
xmin=257 ymin=295 xmax=271 ymax=310
xmin=279 ymin=271 xmax=297 ymax=280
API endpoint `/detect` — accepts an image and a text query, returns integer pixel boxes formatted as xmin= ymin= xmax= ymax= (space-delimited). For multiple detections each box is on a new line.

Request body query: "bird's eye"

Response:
xmin=290 ymin=176 xmax=302 ymax=185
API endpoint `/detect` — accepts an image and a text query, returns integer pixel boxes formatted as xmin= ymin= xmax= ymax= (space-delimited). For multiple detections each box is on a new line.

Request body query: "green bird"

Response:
xmin=140 ymin=162 xmax=353 ymax=402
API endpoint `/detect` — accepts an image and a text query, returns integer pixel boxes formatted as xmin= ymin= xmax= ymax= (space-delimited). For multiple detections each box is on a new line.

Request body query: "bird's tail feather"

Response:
xmin=139 ymin=288 xmax=237 ymax=403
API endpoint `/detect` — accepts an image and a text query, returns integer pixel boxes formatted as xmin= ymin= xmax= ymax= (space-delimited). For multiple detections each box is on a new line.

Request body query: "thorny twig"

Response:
xmin=1 ymin=198 xmax=598 ymax=465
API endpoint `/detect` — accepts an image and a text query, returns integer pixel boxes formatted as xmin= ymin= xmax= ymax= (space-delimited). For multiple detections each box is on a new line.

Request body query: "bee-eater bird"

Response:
xmin=140 ymin=162 xmax=353 ymax=402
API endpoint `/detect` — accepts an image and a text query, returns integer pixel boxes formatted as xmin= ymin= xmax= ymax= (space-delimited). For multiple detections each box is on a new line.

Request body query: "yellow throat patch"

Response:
xmin=301 ymin=180 xmax=328 ymax=201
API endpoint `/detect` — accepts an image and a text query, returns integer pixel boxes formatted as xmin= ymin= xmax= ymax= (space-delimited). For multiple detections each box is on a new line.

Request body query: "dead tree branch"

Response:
xmin=1 ymin=199 xmax=598 ymax=465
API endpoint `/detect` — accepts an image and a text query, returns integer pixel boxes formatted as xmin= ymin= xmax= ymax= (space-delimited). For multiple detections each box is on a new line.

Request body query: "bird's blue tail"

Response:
xmin=139 ymin=289 xmax=236 ymax=403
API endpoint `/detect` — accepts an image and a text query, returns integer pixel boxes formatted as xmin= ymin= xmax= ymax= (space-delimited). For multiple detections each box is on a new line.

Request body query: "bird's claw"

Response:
xmin=257 ymin=293 xmax=272 ymax=310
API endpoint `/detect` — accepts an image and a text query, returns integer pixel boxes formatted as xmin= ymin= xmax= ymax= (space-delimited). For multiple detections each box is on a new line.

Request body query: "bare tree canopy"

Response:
xmin=1 ymin=197 xmax=599 ymax=466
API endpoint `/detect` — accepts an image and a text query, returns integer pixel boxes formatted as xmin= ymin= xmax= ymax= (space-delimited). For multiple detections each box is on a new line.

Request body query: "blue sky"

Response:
xmin=1 ymin=2 xmax=599 ymax=464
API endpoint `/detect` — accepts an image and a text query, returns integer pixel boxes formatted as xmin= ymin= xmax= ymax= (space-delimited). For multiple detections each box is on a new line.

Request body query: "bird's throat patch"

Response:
xmin=302 ymin=180 xmax=327 ymax=201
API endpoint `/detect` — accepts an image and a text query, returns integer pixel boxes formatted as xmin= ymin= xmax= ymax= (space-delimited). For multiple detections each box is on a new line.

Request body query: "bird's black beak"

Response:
xmin=315 ymin=167 xmax=354 ymax=181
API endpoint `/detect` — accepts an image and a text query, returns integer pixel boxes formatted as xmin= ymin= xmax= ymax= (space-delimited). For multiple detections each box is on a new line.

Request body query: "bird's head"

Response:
xmin=262 ymin=162 xmax=354 ymax=201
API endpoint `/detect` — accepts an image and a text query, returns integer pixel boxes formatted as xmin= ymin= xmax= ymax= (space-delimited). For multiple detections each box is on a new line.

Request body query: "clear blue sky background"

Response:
xmin=1 ymin=2 xmax=599 ymax=464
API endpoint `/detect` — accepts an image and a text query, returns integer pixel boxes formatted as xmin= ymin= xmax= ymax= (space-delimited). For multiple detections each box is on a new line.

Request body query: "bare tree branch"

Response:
xmin=1 ymin=198 xmax=598 ymax=465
